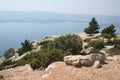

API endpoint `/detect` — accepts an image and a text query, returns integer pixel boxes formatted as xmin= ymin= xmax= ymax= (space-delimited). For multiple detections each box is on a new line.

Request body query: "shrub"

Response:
xmin=0 ymin=65 xmax=4 ymax=71
xmin=14 ymin=48 xmax=70 ymax=70
xmin=101 ymin=24 xmax=116 ymax=38
xmin=105 ymin=39 xmax=114 ymax=46
xmin=30 ymin=49 xmax=70 ymax=69
xmin=40 ymin=40 xmax=53 ymax=49
xmin=0 ymin=60 xmax=14 ymax=70
xmin=3 ymin=48 xmax=15 ymax=59
xmin=83 ymin=38 xmax=91 ymax=42
xmin=89 ymin=49 xmax=100 ymax=54
xmin=105 ymin=39 xmax=120 ymax=55
xmin=39 ymin=40 xmax=53 ymax=45
xmin=106 ymin=48 xmax=120 ymax=55
xmin=18 ymin=40 xmax=33 ymax=56
xmin=87 ymin=40 xmax=104 ymax=49
xmin=113 ymin=39 xmax=120 ymax=49
xmin=41 ymin=34 xmax=83 ymax=55
xmin=2 ymin=60 xmax=13 ymax=66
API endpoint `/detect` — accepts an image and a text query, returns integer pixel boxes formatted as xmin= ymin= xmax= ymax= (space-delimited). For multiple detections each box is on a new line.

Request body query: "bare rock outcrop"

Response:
xmin=106 ymin=55 xmax=120 ymax=61
xmin=64 ymin=53 xmax=105 ymax=68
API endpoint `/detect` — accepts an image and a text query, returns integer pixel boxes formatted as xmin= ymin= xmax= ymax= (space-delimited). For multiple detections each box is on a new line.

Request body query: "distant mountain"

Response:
xmin=0 ymin=11 xmax=120 ymax=23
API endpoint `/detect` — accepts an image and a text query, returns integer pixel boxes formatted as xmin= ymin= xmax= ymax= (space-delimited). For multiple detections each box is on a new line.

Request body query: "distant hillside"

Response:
xmin=0 ymin=11 xmax=120 ymax=23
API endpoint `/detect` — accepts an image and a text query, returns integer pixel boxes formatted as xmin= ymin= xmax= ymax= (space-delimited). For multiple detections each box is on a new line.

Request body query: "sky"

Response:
xmin=0 ymin=0 xmax=120 ymax=16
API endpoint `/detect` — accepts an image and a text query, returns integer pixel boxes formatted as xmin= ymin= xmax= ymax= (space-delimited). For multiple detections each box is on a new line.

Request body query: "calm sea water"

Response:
xmin=0 ymin=22 xmax=120 ymax=55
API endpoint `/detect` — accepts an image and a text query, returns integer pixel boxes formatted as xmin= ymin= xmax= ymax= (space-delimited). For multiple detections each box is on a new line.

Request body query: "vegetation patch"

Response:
xmin=86 ymin=40 xmax=104 ymax=50
xmin=18 ymin=40 xmax=33 ymax=56
xmin=101 ymin=24 xmax=116 ymax=38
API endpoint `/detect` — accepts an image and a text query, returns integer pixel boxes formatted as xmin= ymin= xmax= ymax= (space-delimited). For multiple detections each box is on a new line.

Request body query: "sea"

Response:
xmin=0 ymin=18 xmax=120 ymax=55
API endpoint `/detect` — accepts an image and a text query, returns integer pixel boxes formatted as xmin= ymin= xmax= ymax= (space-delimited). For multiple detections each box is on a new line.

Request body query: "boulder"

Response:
xmin=93 ymin=60 xmax=101 ymax=68
xmin=88 ymin=53 xmax=106 ymax=63
xmin=80 ymin=59 xmax=93 ymax=67
xmin=72 ymin=59 xmax=81 ymax=67
xmin=64 ymin=55 xmax=88 ymax=65
xmin=106 ymin=55 xmax=120 ymax=61
xmin=64 ymin=53 xmax=106 ymax=68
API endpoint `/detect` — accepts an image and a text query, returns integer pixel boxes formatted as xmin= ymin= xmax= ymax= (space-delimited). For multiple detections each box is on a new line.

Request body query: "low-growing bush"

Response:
xmin=14 ymin=48 xmax=70 ymax=70
xmin=18 ymin=40 xmax=33 ymax=56
xmin=41 ymin=34 xmax=83 ymax=55
xmin=101 ymin=24 xmax=116 ymax=38
xmin=86 ymin=40 xmax=104 ymax=49
xmin=39 ymin=40 xmax=53 ymax=45
xmin=89 ymin=49 xmax=100 ymax=54
xmin=106 ymin=48 xmax=120 ymax=55
xmin=105 ymin=39 xmax=114 ymax=46
xmin=30 ymin=49 xmax=70 ymax=70
xmin=106 ymin=39 xmax=120 ymax=55
xmin=113 ymin=39 xmax=120 ymax=49
xmin=0 ymin=60 xmax=14 ymax=70
xmin=3 ymin=48 xmax=15 ymax=59
xmin=0 ymin=65 xmax=4 ymax=71
xmin=2 ymin=60 xmax=13 ymax=66
xmin=83 ymin=38 xmax=91 ymax=42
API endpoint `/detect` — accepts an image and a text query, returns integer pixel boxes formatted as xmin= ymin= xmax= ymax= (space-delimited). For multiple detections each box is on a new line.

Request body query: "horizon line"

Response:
xmin=0 ymin=10 xmax=120 ymax=17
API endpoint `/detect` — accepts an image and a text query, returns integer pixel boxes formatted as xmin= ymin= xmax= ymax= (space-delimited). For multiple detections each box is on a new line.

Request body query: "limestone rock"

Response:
xmin=80 ymin=59 xmax=93 ymax=67
xmin=72 ymin=59 xmax=81 ymax=67
xmin=64 ymin=53 xmax=106 ymax=68
xmin=106 ymin=55 xmax=120 ymax=61
xmin=88 ymin=53 xmax=106 ymax=63
xmin=93 ymin=60 xmax=101 ymax=68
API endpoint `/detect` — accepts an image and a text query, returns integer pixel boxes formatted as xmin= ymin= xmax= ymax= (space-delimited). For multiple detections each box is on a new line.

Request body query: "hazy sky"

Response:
xmin=0 ymin=0 xmax=120 ymax=16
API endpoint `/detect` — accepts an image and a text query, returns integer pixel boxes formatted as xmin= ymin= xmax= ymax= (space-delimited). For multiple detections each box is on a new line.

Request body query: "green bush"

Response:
xmin=3 ymin=48 xmax=15 ymax=59
xmin=105 ymin=39 xmax=114 ymax=46
xmin=87 ymin=40 xmax=104 ymax=49
xmin=89 ymin=49 xmax=100 ymax=54
xmin=39 ymin=40 xmax=53 ymax=45
xmin=18 ymin=40 xmax=33 ymax=56
xmin=2 ymin=60 xmax=13 ymax=66
xmin=0 ymin=60 xmax=14 ymax=70
xmin=30 ymin=49 xmax=70 ymax=69
xmin=83 ymin=38 xmax=91 ymax=42
xmin=41 ymin=34 xmax=83 ymax=55
xmin=16 ymin=49 xmax=70 ymax=70
xmin=0 ymin=65 xmax=4 ymax=71
xmin=40 ymin=40 xmax=53 ymax=49
xmin=101 ymin=24 xmax=116 ymax=38
xmin=106 ymin=48 xmax=120 ymax=55
xmin=113 ymin=39 xmax=120 ymax=49
xmin=105 ymin=39 xmax=120 ymax=55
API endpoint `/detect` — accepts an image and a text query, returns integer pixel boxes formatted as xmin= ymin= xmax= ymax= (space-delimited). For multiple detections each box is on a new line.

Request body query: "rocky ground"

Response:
xmin=0 ymin=33 xmax=120 ymax=80
xmin=0 ymin=60 xmax=120 ymax=80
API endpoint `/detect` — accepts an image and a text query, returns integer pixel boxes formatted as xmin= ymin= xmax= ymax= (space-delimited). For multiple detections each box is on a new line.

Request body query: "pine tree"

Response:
xmin=18 ymin=39 xmax=33 ymax=55
xmin=101 ymin=24 xmax=116 ymax=38
xmin=84 ymin=18 xmax=100 ymax=36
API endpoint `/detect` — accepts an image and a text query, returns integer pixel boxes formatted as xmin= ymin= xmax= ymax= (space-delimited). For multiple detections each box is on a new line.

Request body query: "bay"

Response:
xmin=0 ymin=21 xmax=120 ymax=55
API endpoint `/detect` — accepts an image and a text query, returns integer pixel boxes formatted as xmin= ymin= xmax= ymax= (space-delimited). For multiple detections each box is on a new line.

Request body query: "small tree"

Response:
xmin=18 ymin=40 xmax=32 ymax=55
xmin=84 ymin=18 xmax=100 ymax=36
xmin=101 ymin=24 xmax=116 ymax=38
xmin=4 ymin=48 xmax=15 ymax=59
xmin=86 ymin=40 xmax=104 ymax=50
